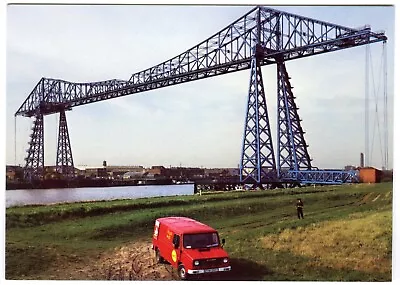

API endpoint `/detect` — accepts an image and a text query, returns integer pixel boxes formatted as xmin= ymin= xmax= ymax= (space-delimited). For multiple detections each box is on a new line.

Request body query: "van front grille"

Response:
xmin=198 ymin=258 xmax=224 ymax=268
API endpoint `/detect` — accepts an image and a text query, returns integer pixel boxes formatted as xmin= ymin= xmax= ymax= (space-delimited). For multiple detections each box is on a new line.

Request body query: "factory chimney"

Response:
xmin=360 ymin=153 xmax=364 ymax=168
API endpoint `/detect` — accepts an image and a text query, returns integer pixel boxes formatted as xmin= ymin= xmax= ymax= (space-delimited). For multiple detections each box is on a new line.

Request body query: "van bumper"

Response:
xmin=188 ymin=266 xmax=231 ymax=275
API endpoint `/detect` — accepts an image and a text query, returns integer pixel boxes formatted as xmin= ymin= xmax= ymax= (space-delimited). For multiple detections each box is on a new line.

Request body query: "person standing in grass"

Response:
xmin=296 ymin=198 xmax=304 ymax=219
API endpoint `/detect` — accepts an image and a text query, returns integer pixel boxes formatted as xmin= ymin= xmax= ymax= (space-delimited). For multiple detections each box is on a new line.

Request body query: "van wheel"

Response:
xmin=178 ymin=264 xmax=188 ymax=280
xmin=154 ymin=249 xmax=163 ymax=264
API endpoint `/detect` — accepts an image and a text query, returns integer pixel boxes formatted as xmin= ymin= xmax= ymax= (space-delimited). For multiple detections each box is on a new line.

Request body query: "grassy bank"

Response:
xmin=5 ymin=182 xmax=392 ymax=280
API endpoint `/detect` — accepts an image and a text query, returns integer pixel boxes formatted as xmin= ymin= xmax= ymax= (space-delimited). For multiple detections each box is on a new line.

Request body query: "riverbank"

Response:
xmin=5 ymin=183 xmax=392 ymax=281
xmin=6 ymin=184 xmax=194 ymax=208
xmin=6 ymin=177 xmax=174 ymax=190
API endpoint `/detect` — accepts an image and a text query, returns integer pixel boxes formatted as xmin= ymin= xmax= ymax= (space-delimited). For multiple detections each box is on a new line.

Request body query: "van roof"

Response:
xmin=157 ymin=217 xmax=216 ymax=234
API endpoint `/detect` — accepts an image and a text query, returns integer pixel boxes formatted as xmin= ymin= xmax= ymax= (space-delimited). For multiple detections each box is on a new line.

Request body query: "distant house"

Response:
xmin=148 ymin=166 xmax=165 ymax=176
xmin=204 ymin=168 xmax=228 ymax=178
xmin=226 ymin=168 xmax=240 ymax=176
xmin=344 ymin=165 xmax=357 ymax=171
xmin=106 ymin=165 xmax=144 ymax=179
xmin=359 ymin=167 xmax=382 ymax=183
xmin=85 ymin=167 xmax=108 ymax=178
xmin=6 ymin=165 xmax=24 ymax=181
xmin=122 ymin=170 xmax=146 ymax=180
xmin=6 ymin=167 xmax=17 ymax=181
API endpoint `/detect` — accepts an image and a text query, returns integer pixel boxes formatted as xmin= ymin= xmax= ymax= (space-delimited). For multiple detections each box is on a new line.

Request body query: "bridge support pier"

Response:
xmin=276 ymin=60 xmax=312 ymax=179
xmin=56 ymin=110 xmax=75 ymax=179
xmin=24 ymin=113 xmax=45 ymax=181
xmin=239 ymin=55 xmax=277 ymax=186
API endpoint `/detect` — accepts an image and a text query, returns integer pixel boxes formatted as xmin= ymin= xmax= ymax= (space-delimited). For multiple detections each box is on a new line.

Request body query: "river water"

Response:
xmin=5 ymin=184 xmax=195 ymax=208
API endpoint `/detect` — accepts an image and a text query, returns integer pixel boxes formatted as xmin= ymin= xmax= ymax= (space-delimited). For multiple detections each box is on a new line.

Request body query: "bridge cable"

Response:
xmin=383 ymin=41 xmax=388 ymax=170
xmin=56 ymin=113 xmax=58 ymax=165
xmin=365 ymin=44 xmax=370 ymax=167
xmin=368 ymin=47 xmax=376 ymax=164
xmin=368 ymin=43 xmax=385 ymax=169
xmin=14 ymin=116 xmax=17 ymax=165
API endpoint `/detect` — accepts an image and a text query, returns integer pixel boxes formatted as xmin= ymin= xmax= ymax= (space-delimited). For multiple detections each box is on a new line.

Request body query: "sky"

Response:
xmin=4 ymin=3 xmax=396 ymax=170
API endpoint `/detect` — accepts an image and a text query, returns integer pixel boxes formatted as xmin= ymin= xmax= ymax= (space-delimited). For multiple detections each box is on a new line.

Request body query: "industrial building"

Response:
xmin=359 ymin=167 xmax=382 ymax=183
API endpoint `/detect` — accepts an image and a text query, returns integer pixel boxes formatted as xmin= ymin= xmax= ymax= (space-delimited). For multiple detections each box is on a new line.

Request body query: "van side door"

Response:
xmin=171 ymin=233 xmax=182 ymax=266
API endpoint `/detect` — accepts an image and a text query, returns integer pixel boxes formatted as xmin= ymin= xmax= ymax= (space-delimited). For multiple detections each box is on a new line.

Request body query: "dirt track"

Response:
xmin=89 ymin=240 xmax=180 ymax=280
xmin=51 ymin=240 xmax=246 ymax=281
xmin=84 ymin=242 xmax=266 ymax=281
xmin=45 ymin=240 xmax=179 ymax=280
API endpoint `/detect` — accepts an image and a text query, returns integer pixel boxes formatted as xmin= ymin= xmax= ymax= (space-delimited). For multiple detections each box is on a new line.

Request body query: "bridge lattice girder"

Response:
xmin=15 ymin=6 xmax=386 ymax=117
xmin=277 ymin=60 xmax=312 ymax=174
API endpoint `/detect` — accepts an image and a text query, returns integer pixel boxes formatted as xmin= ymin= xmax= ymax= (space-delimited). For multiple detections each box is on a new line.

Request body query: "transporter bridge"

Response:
xmin=15 ymin=6 xmax=387 ymax=186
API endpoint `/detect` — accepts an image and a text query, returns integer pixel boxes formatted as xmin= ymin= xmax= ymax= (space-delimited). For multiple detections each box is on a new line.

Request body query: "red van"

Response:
xmin=152 ymin=216 xmax=231 ymax=280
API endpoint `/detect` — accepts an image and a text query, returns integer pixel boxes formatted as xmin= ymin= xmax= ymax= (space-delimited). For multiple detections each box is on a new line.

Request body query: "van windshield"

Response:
xmin=183 ymin=232 xmax=219 ymax=249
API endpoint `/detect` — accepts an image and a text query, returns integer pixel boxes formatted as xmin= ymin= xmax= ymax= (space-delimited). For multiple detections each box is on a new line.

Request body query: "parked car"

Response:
xmin=152 ymin=216 xmax=231 ymax=280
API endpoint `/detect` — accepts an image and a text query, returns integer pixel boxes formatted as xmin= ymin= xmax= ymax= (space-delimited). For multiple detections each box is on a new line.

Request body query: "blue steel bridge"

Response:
xmin=15 ymin=6 xmax=387 ymax=187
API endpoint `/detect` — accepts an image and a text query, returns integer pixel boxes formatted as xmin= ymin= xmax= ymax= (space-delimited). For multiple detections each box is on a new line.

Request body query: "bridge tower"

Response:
xmin=239 ymin=9 xmax=313 ymax=186
xmin=24 ymin=110 xmax=75 ymax=181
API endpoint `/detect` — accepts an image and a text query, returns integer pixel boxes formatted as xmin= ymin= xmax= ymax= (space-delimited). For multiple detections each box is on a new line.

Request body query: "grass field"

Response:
xmin=5 ymin=182 xmax=392 ymax=281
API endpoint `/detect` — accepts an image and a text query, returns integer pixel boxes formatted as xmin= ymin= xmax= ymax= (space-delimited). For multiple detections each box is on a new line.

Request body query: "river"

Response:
xmin=5 ymin=184 xmax=195 ymax=208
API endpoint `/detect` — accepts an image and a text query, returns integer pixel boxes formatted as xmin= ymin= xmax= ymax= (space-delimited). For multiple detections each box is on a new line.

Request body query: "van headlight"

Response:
xmin=223 ymin=258 xmax=229 ymax=263
xmin=194 ymin=260 xmax=200 ymax=266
